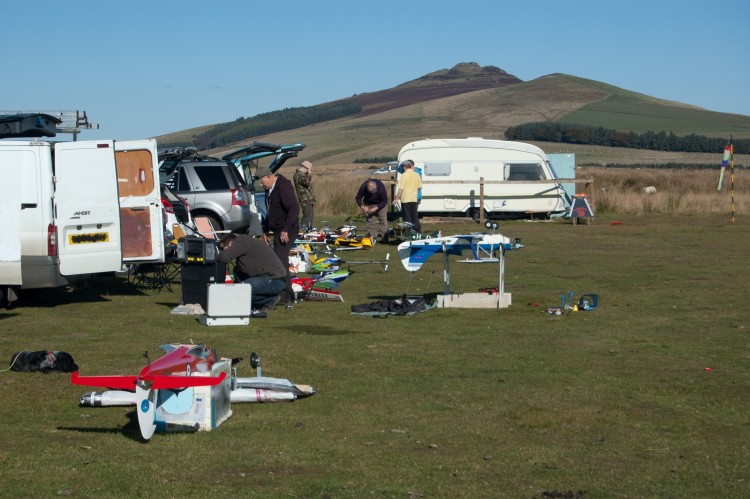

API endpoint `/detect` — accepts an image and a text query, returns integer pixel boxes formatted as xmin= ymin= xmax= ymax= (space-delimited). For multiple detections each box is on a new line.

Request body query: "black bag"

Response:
xmin=9 ymin=350 xmax=78 ymax=373
xmin=351 ymin=296 xmax=428 ymax=316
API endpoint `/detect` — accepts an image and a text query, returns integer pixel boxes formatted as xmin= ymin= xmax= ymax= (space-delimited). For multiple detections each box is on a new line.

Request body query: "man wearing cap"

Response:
xmin=257 ymin=165 xmax=300 ymax=306
xmin=294 ymin=160 xmax=316 ymax=231
xmin=392 ymin=159 xmax=422 ymax=233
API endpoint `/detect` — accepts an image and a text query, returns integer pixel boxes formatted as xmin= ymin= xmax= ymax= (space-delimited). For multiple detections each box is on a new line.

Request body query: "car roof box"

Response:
xmin=0 ymin=113 xmax=61 ymax=138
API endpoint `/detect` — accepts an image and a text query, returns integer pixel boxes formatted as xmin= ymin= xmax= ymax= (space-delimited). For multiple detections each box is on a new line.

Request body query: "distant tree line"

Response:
xmin=505 ymin=122 xmax=749 ymax=154
xmin=164 ymin=101 xmax=363 ymax=150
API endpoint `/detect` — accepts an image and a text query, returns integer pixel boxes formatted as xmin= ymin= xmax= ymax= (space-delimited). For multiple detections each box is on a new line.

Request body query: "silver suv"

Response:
xmin=159 ymin=149 xmax=259 ymax=233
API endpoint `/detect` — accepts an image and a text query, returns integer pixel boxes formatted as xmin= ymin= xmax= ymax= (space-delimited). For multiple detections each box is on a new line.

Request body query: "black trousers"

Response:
xmin=402 ymin=202 xmax=421 ymax=233
xmin=272 ymin=230 xmax=299 ymax=303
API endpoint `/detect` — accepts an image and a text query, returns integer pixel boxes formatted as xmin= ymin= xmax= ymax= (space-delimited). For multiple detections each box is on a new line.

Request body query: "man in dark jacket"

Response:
xmin=217 ymin=233 xmax=287 ymax=312
xmin=355 ymin=178 xmax=389 ymax=243
xmin=258 ymin=165 xmax=300 ymax=306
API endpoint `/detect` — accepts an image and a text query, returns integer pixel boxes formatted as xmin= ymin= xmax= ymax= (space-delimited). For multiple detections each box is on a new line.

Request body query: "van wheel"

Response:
xmin=469 ymin=209 xmax=481 ymax=222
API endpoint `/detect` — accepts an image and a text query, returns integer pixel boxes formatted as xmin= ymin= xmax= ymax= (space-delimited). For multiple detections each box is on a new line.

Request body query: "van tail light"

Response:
xmin=161 ymin=197 xmax=175 ymax=214
xmin=47 ymin=224 xmax=57 ymax=257
xmin=231 ymin=188 xmax=247 ymax=206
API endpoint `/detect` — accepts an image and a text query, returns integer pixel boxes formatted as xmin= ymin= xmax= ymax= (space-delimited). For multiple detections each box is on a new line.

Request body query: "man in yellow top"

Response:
xmin=392 ymin=159 xmax=423 ymax=233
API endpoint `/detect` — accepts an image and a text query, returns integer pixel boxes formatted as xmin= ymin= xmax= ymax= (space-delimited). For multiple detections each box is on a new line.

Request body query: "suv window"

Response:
xmin=193 ymin=166 xmax=229 ymax=190
xmin=226 ymin=163 xmax=248 ymax=187
xmin=177 ymin=168 xmax=191 ymax=191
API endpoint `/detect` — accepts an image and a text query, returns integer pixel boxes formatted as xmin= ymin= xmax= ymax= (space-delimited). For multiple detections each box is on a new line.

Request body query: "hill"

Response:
xmin=156 ymin=63 xmax=750 ymax=166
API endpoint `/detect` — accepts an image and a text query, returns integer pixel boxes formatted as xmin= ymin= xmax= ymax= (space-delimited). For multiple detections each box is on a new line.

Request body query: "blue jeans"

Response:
xmin=242 ymin=276 xmax=285 ymax=309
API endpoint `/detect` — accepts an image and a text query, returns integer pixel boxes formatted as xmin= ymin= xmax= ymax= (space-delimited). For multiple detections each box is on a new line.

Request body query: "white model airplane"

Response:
xmin=397 ymin=233 xmax=523 ymax=272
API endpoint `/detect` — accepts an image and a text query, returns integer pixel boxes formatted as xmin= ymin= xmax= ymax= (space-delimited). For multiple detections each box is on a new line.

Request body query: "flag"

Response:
xmin=717 ymin=145 xmax=731 ymax=190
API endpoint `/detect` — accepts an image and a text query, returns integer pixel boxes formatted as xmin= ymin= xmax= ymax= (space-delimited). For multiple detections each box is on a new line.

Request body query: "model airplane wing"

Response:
xmin=71 ymin=372 xmax=139 ymax=390
xmin=70 ymin=371 xmax=227 ymax=390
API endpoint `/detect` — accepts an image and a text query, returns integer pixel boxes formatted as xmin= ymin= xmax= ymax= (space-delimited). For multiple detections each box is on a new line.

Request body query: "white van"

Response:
xmin=397 ymin=137 xmax=568 ymax=219
xmin=0 ymin=137 xmax=165 ymax=304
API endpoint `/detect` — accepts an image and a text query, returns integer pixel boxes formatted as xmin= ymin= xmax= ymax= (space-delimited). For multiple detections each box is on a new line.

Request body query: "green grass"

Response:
xmin=1 ymin=214 xmax=750 ymax=497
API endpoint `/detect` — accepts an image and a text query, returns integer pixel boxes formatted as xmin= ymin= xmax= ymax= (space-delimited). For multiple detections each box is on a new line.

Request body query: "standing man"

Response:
xmin=257 ymin=164 xmax=300 ymax=306
xmin=294 ymin=160 xmax=315 ymax=231
xmin=392 ymin=159 xmax=423 ymax=233
xmin=355 ymin=178 xmax=389 ymax=243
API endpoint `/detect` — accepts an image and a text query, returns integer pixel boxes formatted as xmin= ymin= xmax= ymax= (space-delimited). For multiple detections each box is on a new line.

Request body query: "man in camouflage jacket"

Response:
xmin=294 ymin=160 xmax=316 ymax=230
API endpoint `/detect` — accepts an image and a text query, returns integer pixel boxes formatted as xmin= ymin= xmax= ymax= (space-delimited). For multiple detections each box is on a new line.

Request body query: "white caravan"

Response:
xmin=397 ymin=138 xmax=568 ymax=219
xmin=0 ymin=137 xmax=165 ymax=304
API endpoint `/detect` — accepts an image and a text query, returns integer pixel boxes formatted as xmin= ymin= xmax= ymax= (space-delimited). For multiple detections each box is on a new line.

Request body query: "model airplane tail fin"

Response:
xmin=146 ymin=372 xmax=227 ymax=389
xmin=71 ymin=372 xmax=139 ymax=390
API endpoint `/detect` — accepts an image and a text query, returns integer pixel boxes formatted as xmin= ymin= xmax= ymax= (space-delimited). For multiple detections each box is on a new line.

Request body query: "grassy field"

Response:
xmin=1 ymin=213 xmax=749 ymax=498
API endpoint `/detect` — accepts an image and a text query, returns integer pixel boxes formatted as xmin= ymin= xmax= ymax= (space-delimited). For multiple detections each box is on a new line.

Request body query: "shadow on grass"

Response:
xmin=284 ymin=324 xmax=368 ymax=336
xmin=10 ymin=275 xmax=170 ymax=309
xmin=58 ymin=411 xmax=148 ymax=443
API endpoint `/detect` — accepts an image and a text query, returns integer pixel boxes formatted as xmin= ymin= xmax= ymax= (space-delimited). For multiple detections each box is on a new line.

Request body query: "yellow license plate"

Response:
xmin=69 ymin=232 xmax=110 ymax=244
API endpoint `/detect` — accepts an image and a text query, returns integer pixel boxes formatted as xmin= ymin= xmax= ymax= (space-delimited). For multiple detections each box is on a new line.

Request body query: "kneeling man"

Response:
xmin=217 ymin=233 xmax=287 ymax=313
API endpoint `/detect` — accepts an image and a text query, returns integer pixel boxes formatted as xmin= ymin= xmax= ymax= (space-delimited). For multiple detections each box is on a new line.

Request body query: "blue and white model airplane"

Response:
xmin=397 ymin=233 xmax=523 ymax=272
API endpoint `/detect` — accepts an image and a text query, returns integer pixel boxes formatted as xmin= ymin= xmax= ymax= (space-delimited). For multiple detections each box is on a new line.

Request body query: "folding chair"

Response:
xmin=128 ymin=263 xmax=176 ymax=293
xmin=128 ymin=239 xmax=181 ymax=294
xmin=193 ymin=216 xmax=231 ymax=239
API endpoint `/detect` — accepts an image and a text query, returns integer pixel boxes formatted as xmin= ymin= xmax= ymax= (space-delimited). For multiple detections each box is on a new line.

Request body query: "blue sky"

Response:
xmin=3 ymin=0 xmax=748 ymax=141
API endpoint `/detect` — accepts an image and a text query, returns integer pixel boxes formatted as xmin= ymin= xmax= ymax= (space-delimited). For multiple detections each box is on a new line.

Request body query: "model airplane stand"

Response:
xmin=199 ymin=283 xmax=252 ymax=326
xmin=435 ymin=242 xmax=512 ymax=309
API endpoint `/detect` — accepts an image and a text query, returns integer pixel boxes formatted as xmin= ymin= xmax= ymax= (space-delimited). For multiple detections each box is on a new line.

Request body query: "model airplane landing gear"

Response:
xmin=249 ymin=352 xmax=262 ymax=377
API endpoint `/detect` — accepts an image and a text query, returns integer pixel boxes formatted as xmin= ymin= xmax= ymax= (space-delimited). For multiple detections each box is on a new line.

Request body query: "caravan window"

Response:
xmin=506 ymin=163 xmax=545 ymax=181
xmin=424 ymin=161 xmax=451 ymax=176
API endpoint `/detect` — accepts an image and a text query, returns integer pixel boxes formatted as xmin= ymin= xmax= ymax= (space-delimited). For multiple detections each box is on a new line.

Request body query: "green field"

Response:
xmin=1 ymin=215 xmax=749 ymax=497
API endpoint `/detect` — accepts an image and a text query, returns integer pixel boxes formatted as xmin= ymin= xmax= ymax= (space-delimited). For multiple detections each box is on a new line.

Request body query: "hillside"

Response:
xmin=156 ymin=63 xmax=750 ymax=167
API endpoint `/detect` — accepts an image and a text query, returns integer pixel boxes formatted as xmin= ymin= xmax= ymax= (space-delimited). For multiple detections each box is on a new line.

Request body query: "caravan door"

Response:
xmin=115 ymin=139 xmax=165 ymax=264
xmin=55 ymin=141 xmax=123 ymax=275
xmin=0 ymin=149 xmax=23 ymax=285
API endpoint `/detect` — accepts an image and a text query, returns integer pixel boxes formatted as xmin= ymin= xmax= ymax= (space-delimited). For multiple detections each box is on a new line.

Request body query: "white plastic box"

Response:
xmin=199 ymin=283 xmax=252 ymax=326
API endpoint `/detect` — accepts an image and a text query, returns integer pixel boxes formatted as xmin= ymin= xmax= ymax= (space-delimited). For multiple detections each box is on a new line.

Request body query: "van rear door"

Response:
xmin=115 ymin=139 xmax=165 ymax=264
xmin=55 ymin=140 xmax=123 ymax=275
xmin=0 ymin=148 xmax=23 ymax=285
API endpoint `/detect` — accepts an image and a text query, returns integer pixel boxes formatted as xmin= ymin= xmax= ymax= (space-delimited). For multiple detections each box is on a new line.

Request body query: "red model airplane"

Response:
xmin=71 ymin=343 xmax=227 ymax=440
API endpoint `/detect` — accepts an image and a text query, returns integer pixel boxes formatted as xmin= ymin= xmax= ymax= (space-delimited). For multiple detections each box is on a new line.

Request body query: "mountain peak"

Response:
xmin=399 ymin=62 xmax=521 ymax=87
